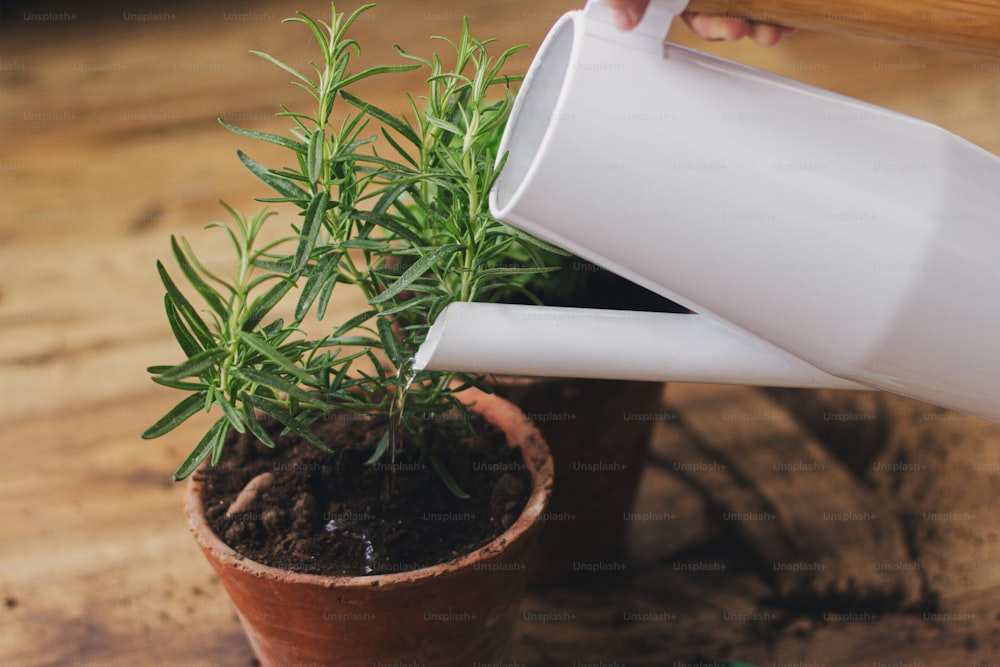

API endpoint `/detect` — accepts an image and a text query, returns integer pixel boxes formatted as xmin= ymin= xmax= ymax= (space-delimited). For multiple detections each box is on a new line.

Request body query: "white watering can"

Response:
xmin=415 ymin=0 xmax=1000 ymax=422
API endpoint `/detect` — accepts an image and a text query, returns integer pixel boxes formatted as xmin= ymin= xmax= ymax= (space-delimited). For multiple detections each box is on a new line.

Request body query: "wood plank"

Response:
xmin=689 ymin=0 xmax=1000 ymax=56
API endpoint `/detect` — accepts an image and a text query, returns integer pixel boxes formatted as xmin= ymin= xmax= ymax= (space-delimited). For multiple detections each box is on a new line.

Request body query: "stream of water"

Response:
xmin=388 ymin=356 xmax=418 ymax=494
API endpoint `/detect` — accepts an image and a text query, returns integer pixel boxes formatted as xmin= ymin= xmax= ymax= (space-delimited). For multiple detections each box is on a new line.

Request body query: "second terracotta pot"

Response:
xmin=492 ymin=376 xmax=666 ymax=585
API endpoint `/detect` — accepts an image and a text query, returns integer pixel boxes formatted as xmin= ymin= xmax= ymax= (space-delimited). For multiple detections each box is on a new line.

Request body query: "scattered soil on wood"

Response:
xmin=197 ymin=411 xmax=531 ymax=577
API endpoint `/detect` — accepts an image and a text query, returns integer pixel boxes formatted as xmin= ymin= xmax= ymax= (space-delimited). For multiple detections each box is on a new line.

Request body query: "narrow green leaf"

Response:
xmin=158 ymin=262 xmax=214 ymax=348
xmin=275 ymin=106 xmax=315 ymax=123
xmin=234 ymin=367 xmax=326 ymax=406
xmin=237 ymin=150 xmax=309 ymax=201
xmin=236 ymin=330 xmax=316 ymax=385
xmin=376 ymin=295 xmax=435 ymax=317
xmin=340 ymin=239 xmax=389 ymax=251
xmin=243 ymin=394 xmax=332 ymax=453
xmin=338 ymin=63 xmax=420 ymax=90
xmin=210 ymin=428 xmax=227 ymax=466
xmin=164 ymin=294 xmax=202 ymax=358
xmin=207 ymin=205 xmax=245 ymax=254
xmin=178 ymin=235 xmax=234 ymax=295
xmin=293 ymin=190 xmax=330 ymax=273
xmin=332 ymin=309 xmax=378 ymax=337
xmin=251 ymin=257 xmax=297 ymax=273
xmin=218 ymin=119 xmax=306 ymax=153
xmin=170 ymin=236 xmax=226 ymax=318
xmin=425 ymin=115 xmax=463 ymax=136
xmin=252 ymin=196 xmax=306 ymax=204
xmin=142 ymin=393 xmax=207 ymax=439
xmin=353 ymin=210 xmax=422 ymax=246
xmin=243 ymin=279 xmax=292 ymax=331
xmin=173 ymin=417 xmax=228 ymax=481
xmin=369 ymin=180 xmax=409 ymax=216
xmin=250 ymin=49 xmax=315 ymax=87
xmin=259 ymin=318 xmax=286 ymax=337
xmin=340 ymin=112 xmax=375 ymax=152
xmin=241 ymin=398 xmax=277 ymax=448
xmin=245 ymin=272 xmax=287 ymax=294
xmin=496 ymin=224 xmax=573 ymax=256
xmin=353 ymin=153 xmax=421 ymax=174
xmin=316 ymin=270 xmax=338 ymax=320
xmin=473 ymin=265 xmax=559 ymax=279
xmin=285 ymin=14 xmax=330 ymax=67
xmin=431 ymin=456 xmax=470 ymax=499
xmin=376 ymin=316 xmax=402 ymax=367
xmin=295 ymin=251 xmax=341 ymax=321
xmin=214 ymin=395 xmax=246 ymax=434
xmin=340 ymin=90 xmax=420 ymax=145
xmin=157 ymin=347 xmax=227 ymax=382
xmin=365 ymin=431 xmax=389 ymax=465
xmin=320 ymin=335 xmax=382 ymax=348
xmin=380 ymin=127 xmax=418 ymax=168
xmin=328 ymin=354 xmax=354 ymax=393
xmin=444 ymin=372 xmax=492 ymax=395
xmin=307 ymin=129 xmax=324 ymax=185
xmin=369 ymin=244 xmax=460 ymax=305
xmin=339 ymin=4 xmax=377 ymax=42
xmin=150 ymin=375 xmax=210 ymax=391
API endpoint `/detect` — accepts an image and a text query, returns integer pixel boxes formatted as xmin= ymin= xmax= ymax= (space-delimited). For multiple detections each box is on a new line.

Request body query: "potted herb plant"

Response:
xmin=143 ymin=4 xmax=554 ymax=664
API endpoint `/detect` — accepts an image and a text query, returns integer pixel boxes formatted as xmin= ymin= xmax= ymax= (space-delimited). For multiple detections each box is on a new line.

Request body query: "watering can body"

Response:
xmin=416 ymin=0 xmax=1000 ymax=422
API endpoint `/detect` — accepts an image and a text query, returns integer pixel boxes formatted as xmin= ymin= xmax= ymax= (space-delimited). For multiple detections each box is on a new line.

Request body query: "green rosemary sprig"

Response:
xmin=144 ymin=2 xmax=560 ymax=486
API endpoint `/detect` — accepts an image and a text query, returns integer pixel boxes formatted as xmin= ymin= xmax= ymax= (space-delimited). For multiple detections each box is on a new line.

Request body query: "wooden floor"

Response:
xmin=2 ymin=1 xmax=1000 ymax=664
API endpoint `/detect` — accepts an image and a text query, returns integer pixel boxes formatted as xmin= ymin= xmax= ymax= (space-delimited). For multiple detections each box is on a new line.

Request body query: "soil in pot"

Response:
xmin=186 ymin=387 xmax=552 ymax=666
xmin=198 ymin=411 xmax=532 ymax=577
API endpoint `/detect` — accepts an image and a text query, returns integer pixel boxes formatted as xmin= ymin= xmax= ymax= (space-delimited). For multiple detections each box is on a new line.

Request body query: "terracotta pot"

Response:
xmin=492 ymin=376 xmax=666 ymax=585
xmin=184 ymin=387 xmax=553 ymax=666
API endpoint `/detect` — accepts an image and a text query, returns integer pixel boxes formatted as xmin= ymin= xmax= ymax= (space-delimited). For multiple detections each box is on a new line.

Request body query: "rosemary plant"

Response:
xmin=143 ymin=3 xmax=560 ymax=490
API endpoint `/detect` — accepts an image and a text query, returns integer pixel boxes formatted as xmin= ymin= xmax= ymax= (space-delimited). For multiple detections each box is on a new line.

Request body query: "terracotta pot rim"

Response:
xmin=184 ymin=386 xmax=553 ymax=590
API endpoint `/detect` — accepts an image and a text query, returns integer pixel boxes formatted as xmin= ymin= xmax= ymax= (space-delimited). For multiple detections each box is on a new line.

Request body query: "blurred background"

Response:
xmin=2 ymin=0 xmax=999 ymax=664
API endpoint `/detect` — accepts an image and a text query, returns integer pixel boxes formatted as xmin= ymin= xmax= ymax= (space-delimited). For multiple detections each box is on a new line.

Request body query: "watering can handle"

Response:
xmin=584 ymin=0 xmax=688 ymax=53
xmin=586 ymin=0 xmax=1000 ymax=56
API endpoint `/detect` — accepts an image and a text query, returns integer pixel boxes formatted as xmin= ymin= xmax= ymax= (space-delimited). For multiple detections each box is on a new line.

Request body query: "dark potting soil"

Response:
xmin=197 ymin=412 xmax=531 ymax=577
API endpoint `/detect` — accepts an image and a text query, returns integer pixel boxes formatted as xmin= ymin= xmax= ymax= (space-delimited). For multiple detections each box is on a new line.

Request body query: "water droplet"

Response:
xmin=362 ymin=537 xmax=375 ymax=575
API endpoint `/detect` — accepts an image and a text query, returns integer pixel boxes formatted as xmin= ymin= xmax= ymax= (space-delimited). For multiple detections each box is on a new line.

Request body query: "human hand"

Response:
xmin=603 ymin=0 xmax=794 ymax=47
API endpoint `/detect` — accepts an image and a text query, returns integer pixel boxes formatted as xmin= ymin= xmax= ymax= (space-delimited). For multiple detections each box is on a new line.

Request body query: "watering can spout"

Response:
xmin=415 ymin=303 xmax=866 ymax=390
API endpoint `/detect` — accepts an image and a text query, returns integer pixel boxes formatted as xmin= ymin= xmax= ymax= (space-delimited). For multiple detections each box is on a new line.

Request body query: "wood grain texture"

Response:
xmin=689 ymin=0 xmax=1000 ymax=55
xmin=2 ymin=0 xmax=999 ymax=664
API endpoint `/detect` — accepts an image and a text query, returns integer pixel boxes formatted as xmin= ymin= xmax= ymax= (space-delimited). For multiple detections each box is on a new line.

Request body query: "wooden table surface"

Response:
xmin=2 ymin=1 xmax=1000 ymax=665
